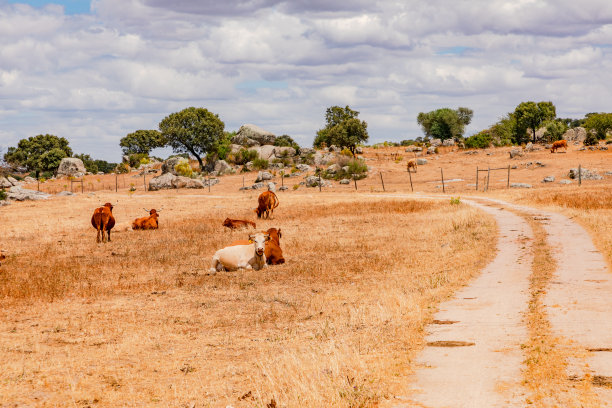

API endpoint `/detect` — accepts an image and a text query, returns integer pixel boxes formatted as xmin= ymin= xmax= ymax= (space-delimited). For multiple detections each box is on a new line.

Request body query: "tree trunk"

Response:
xmin=532 ymin=128 xmax=537 ymax=144
xmin=194 ymin=155 xmax=204 ymax=171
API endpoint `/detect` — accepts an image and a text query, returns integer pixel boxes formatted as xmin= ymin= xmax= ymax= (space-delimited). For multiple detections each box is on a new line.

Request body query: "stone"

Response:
xmin=148 ymin=173 xmax=176 ymax=190
xmin=535 ymin=161 xmax=545 ymax=167
xmin=56 ymin=191 xmax=75 ymax=196
xmin=328 ymin=145 xmax=341 ymax=153
xmin=213 ymin=160 xmax=233 ymax=176
xmin=7 ymin=186 xmax=51 ymax=201
xmin=239 ymin=186 xmax=251 ymax=191
xmin=255 ymin=171 xmax=273 ymax=183
xmin=313 ymin=152 xmax=335 ymax=166
xmin=562 ymin=127 xmax=586 ymax=142
xmin=23 ymin=176 xmax=36 ymax=183
xmin=253 ymin=145 xmax=277 ymax=160
xmin=0 ymin=177 xmax=12 ymax=188
xmin=6 ymin=177 xmax=19 ymax=186
xmin=427 ymin=146 xmax=437 ymax=155
xmin=174 ymin=176 xmax=205 ymax=189
xmin=510 ymin=183 xmax=532 ymax=189
xmin=278 ymin=186 xmax=289 ymax=191
xmin=275 ymin=146 xmax=297 ymax=157
xmin=203 ymin=178 xmax=219 ymax=187
xmin=568 ymin=168 xmax=602 ymax=180
xmin=251 ymin=182 xmax=266 ymax=189
xmin=442 ymin=139 xmax=455 ymax=146
xmin=230 ymin=144 xmax=243 ymax=154
xmin=0 ymin=199 xmax=10 ymax=207
xmin=416 ymin=158 xmax=428 ymax=165
xmin=244 ymin=161 xmax=254 ymax=171
xmin=326 ymin=164 xmax=341 ymax=174
xmin=464 ymin=150 xmax=478 ymax=155
xmin=509 ymin=149 xmax=524 ymax=159
xmin=542 ymin=176 xmax=555 ymax=183
xmin=232 ymin=124 xmax=276 ymax=146
xmin=559 ymin=180 xmax=573 ymax=184
xmin=430 ymin=139 xmax=442 ymax=147
xmin=299 ymin=147 xmax=315 ymax=156
xmin=525 ymin=142 xmax=534 ymax=152
xmin=269 ymin=162 xmax=284 ymax=169
xmin=296 ymin=164 xmax=311 ymax=172
xmin=600 ymin=146 xmax=609 ymax=151
xmin=161 ymin=157 xmax=187 ymax=175
xmin=339 ymin=179 xmax=350 ymax=184
xmin=355 ymin=146 xmax=363 ymax=154
xmin=57 ymin=158 xmax=86 ymax=177
xmin=267 ymin=182 xmax=276 ymax=192
xmin=305 ymin=175 xmax=331 ymax=188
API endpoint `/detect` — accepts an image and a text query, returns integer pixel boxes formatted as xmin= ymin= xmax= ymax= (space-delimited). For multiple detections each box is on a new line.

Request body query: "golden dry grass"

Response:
xmin=0 ymin=191 xmax=495 ymax=407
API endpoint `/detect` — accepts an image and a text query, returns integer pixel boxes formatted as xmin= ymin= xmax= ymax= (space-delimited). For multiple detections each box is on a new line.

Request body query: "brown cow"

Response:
xmin=91 ymin=202 xmax=116 ymax=243
xmin=406 ymin=159 xmax=417 ymax=173
xmin=551 ymin=140 xmax=568 ymax=153
xmin=222 ymin=218 xmax=256 ymax=230
xmin=231 ymin=227 xmax=285 ymax=265
xmin=0 ymin=251 xmax=5 ymax=266
xmin=132 ymin=208 xmax=160 ymax=230
xmin=255 ymin=191 xmax=279 ymax=219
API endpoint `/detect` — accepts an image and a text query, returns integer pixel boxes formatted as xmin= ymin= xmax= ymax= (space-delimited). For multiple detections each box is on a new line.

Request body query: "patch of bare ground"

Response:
xmin=0 ymin=193 xmax=495 ymax=407
xmin=520 ymin=212 xmax=600 ymax=407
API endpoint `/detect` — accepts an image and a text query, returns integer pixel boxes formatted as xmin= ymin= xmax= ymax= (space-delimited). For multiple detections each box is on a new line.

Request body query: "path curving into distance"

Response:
xmin=386 ymin=196 xmax=612 ymax=407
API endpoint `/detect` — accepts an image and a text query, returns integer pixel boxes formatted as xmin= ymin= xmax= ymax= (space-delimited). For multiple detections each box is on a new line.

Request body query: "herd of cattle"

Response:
xmin=88 ymin=190 xmax=283 ymax=273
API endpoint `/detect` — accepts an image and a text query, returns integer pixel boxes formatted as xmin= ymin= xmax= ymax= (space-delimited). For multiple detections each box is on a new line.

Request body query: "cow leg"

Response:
xmin=96 ymin=228 xmax=101 ymax=243
xmin=210 ymin=256 xmax=221 ymax=274
xmin=107 ymin=228 xmax=111 ymax=242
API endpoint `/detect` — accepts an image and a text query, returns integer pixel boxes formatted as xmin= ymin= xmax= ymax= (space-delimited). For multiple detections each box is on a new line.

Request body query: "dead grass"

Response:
xmin=0 ymin=192 xmax=496 ymax=407
xmin=521 ymin=213 xmax=600 ymax=407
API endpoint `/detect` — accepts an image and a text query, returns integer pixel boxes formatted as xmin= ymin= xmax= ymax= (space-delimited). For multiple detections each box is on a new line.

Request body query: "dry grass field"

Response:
xmin=1 ymin=143 xmax=610 ymax=407
xmin=0 ymin=191 xmax=495 ymax=407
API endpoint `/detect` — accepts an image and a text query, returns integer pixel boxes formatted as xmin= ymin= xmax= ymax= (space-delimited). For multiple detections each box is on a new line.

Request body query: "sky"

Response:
xmin=0 ymin=0 xmax=611 ymax=161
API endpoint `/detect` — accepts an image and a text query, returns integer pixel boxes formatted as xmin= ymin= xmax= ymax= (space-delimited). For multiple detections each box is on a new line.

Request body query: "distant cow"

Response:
xmin=255 ymin=191 xmax=279 ymax=219
xmin=132 ymin=208 xmax=160 ymax=230
xmin=91 ymin=202 xmax=116 ymax=243
xmin=222 ymin=218 xmax=256 ymax=230
xmin=406 ymin=159 xmax=417 ymax=173
xmin=210 ymin=232 xmax=270 ymax=273
xmin=0 ymin=251 xmax=5 ymax=266
xmin=551 ymin=140 xmax=568 ymax=153
xmin=231 ymin=227 xmax=285 ymax=265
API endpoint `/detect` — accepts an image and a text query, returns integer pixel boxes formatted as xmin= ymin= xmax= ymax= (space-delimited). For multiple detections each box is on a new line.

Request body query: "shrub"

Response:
xmin=323 ymin=158 xmax=368 ymax=180
xmin=464 ymin=131 xmax=492 ymax=149
xmin=450 ymin=197 xmax=461 ymax=205
xmin=0 ymin=189 xmax=6 ymax=201
xmin=340 ymin=148 xmax=353 ymax=157
xmin=174 ymin=159 xmax=193 ymax=177
xmin=115 ymin=163 xmax=130 ymax=174
xmin=128 ymin=153 xmax=148 ymax=168
xmin=235 ymin=149 xmax=259 ymax=165
xmin=584 ymin=132 xmax=599 ymax=146
xmin=252 ymin=158 xmax=269 ymax=170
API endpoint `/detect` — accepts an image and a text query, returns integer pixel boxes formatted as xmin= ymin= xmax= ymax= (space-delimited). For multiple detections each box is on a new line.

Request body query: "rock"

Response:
xmin=442 ymin=139 xmax=455 ymax=146
xmin=299 ymin=147 xmax=315 ymax=156
xmin=233 ymin=124 xmax=276 ymax=146
xmin=509 ymin=149 xmax=524 ymax=159
xmin=255 ymin=171 xmax=273 ymax=183
xmin=559 ymin=180 xmax=573 ymax=184
xmin=525 ymin=142 xmax=534 ymax=152
xmin=511 ymin=165 xmax=518 ymax=169
xmin=355 ymin=146 xmax=363 ymax=154
xmin=244 ymin=161 xmax=255 ymax=171
xmin=230 ymin=144 xmax=243 ymax=154
xmin=278 ymin=186 xmax=289 ymax=191
xmin=464 ymin=150 xmax=478 ymax=155
xmin=579 ymin=147 xmax=586 ymax=151
xmin=251 ymin=182 xmax=266 ymax=189
xmin=305 ymin=175 xmax=331 ymax=188
xmin=57 ymin=158 xmax=86 ymax=177
xmin=568 ymin=168 xmax=602 ymax=180
xmin=0 ymin=199 xmax=10 ymax=207
xmin=275 ymin=146 xmax=297 ymax=157
xmin=430 ymin=139 xmax=442 ymax=147
xmin=606 ymin=171 xmax=612 ymax=176
xmin=296 ymin=164 xmax=311 ymax=172
xmin=510 ymin=183 xmax=532 ymax=189
xmin=213 ymin=160 xmax=233 ymax=176
xmin=342 ymin=166 xmax=350 ymax=173
xmin=7 ymin=186 xmax=51 ymax=201
xmin=269 ymin=162 xmax=284 ymax=169
xmin=588 ymin=146 xmax=597 ymax=151
xmin=161 ymin=157 xmax=187 ymax=175
xmin=0 ymin=177 xmax=12 ymax=188
xmin=56 ymin=191 xmax=75 ymax=196
xmin=313 ymin=152 xmax=335 ymax=166
xmin=239 ymin=186 xmax=251 ymax=191
xmin=7 ymin=176 xmax=20 ymax=186
xmin=267 ymin=182 xmax=276 ymax=192
xmin=542 ymin=176 xmax=555 ymax=183
xmin=174 ymin=176 xmax=205 ymax=189
xmin=326 ymin=164 xmax=341 ymax=174
xmin=328 ymin=145 xmax=341 ymax=153
xmin=148 ymin=173 xmax=176 ymax=190
xmin=535 ymin=161 xmax=545 ymax=167
xmin=23 ymin=176 xmax=36 ymax=183
xmin=600 ymin=146 xmax=609 ymax=151
xmin=252 ymin=145 xmax=276 ymax=160
xmin=562 ymin=127 xmax=587 ymax=142
xmin=416 ymin=158 xmax=428 ymax=165
xmin=339 ymin=179 xmax=350 ymax=184
xmin=427 ymin=146 xmax=437 ymax=155
xmin=203 ymin=178 xmax=219 ymax=187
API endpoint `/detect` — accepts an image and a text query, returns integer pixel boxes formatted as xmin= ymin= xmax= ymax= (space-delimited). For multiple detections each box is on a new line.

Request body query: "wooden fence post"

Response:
xmin=143 ymin=173 xmax=146 ymax=192
xmin=281 ymin=170 xmax=284 ymax=188
xmin=380 ymin=172 xmax=385 ymax=192
xmin=115 ymin=173 xmax=118 ymax=192
xmin=318 ymin=173 xmax=322 ymax=192
xmin=507 ymin=165 xmax=510 ymax=189
xmin=440 ymin=168 xmax=445 ymax=193
xmin=353 ymin=174 xmax=358 ymax=190
xmin=476 ymin=166 xmax=479 ymax=191
xmin=486 ymin=167 xmax=491 ymax=192
xmin=81 ymin=180 xmax=83 ymax=194
xmin=579 ymin=164 xmax=582 ymax=186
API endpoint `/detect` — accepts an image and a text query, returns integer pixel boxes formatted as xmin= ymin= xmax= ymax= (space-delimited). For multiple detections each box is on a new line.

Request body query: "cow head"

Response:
xmin=248 ymin=233 xmax=270 ymax=257
xmin=254 ymin=208 xmax=263 ymax=218
xmin=103 ymin=202 xmax=114 ymax=211
xmin=223 ymin=218 xmax=232 ymax=227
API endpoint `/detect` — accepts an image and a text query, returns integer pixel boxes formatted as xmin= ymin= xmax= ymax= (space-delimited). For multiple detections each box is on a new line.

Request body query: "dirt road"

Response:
xmin=392 ymin=196 xmax=612 ymax=407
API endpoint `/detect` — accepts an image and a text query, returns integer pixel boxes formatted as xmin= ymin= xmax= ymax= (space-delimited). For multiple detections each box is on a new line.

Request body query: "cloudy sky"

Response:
xmin=1 ymin=0 xmax=611 ymax=161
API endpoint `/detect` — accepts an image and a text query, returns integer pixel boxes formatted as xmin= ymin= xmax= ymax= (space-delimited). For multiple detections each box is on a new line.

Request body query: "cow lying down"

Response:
xmin=210 ymin=232 xmax=269 ymax=273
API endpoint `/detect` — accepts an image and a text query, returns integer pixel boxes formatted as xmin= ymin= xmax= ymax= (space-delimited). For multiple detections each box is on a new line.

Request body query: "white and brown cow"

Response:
xmin=210 ymin=232 xmax=270 ymax=273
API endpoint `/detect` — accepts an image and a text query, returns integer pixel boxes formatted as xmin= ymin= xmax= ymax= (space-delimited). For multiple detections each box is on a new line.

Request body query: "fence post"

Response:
xmin=380 ymin=172 xmax=385 ymax=192
xmin=486 ymin=168 xmax=491 ymax=192
xmin=318 ymin=173 xmax=322 ymax=192
xmin=242 ymin=176 xmax=245 ymax=188
xmin=408 ymin=167 xmax=413 ymax=192
xmin=353 ymin=174 xmax=358 ymax=190
xmin=440 ymin=168 xmax=445 ymax=193
xmin=115 ymin=173 xmax=118 ymax=192
xmin=208 ymin=175 xmax=211 ymax=192
xmin=507 ymin=165 xmax=510 ymax=189
xmin=280 ymin=170 xmax=284 ymax=188
xmin=476 ymin=166 xmax=479 ymax=191
xmin=579 ymin=164 xmax=582 ymax=186
xmin=143 ymin=173 xmax=146 ymax=192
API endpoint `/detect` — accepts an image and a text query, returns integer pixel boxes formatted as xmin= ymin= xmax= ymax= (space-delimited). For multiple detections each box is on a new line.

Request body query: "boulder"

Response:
xmin=559 ymin=180 xmax=573 ymax=184
xmin=7 ymin=186 xmax=51 ymax=201
xmin=327 ymin=164 xmax=341 ymax=174
xmin=161 ymin=157 xmax=187 ymax=175
xmin=233 ymin=124 xmax=276 ymax=146
xmin=427 ymin=146 xmax=437 ymax=155
xmin=203 ymin=178 xmax=220 ymax=187
xmin=314 ymin=152 xmax=335 ymax=166
xmin=299 ymin=147 xmax=315 ymax=156
xmin=568 ymin=168 xmax=602 ymax=180
xmin=253 ymin=145 xmax=276 ymax=160
xmin=355 ymin=146 xmax=363 ymax=154
xmin=251 ymin=182 xmax=266 ymax=189
xmin=56 ymin=191 xmax=75 ymax=196
xmin=305 ymin=175 xmax=331 ymax=188
xmin=542 ymin=176 xmax=555 ymax=183
xmin=278 ymin=186 xmax=289 ymax=191
xmin=416 ymin=158 xmax=428 ymax=165
xmin=230 ymin=144 xmax=243 ymax=154
xmin=148 ymin=172 xmax=176 ymax=190
xmin=173 ymin=176 xmax=205 ymax=189
xmin=0 ymin=177 xmax=12 ymax=188
xmin=267 ymin=182 xmax=276 ymax=192
xmin=525 ymin=142 xmax=534 ymax=152
xmin=275 ymin=146 xmax=297 ymax=157
xmin=442 ymin=139 xmax=455 ymax=146
xmin=213 ymin=160 xmax=233 ymax=176
xmin=509 ymin=149 xmax=524 ymax=159
xmin=296 ymin=164 xmax=311 ymax=172
xmin=339 ymin=179 xmax=350 ymax=185
xmin=7 ymin=176 xmax=20 ymax=186
xmin=510 ymin=183 xmax=532 ymax=189
xmin=430 ymin=139 xmax=442 ymax=147
xmin=328 ymin=145 xmax=341 ymax=153
xmin=244 ymin=161 xmax=255 ymax=172
xmin=57 ymin=158 xmax=86 ymax=177
xmin=562 ymin=127 xmax=587 ymax=142
xmin=255 ymin=171 xmax=273 ymax=183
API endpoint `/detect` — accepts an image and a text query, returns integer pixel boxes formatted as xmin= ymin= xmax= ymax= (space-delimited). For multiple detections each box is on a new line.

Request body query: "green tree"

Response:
xmin=314 ymin=105 xmax=369 ymax=155
xmin=4 ymin=134 xmax=72 ymax=171
xmin=583 ymin=112 xmax=612 ymax=141
xmin=158 ymin=107 xmax=225 ymax=170
xmin=513 ymin=101 xmax=556 ymax=144
xmin=274 ymin=134 xmax=301 ymax=154
xmin=119 ymin=130 xmax=166 ymax=155
xmin=416 ymin=107 xmax=473 ymax=141
xmin=542 ymin=120 xmax=568 ymax=142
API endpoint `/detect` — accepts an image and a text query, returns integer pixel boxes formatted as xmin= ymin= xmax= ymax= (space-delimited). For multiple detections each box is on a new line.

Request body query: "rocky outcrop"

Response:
xmin=148 ymin=173 xmax=206 ymax=190
xmin=305 ymin=175 xmax=331 ymax=188
xmin=213 ymin=160 xmax=233 ymax=176
xmin=7 ymin=186 xmax=51 ymax=201
xmin=0 ymin=177 xmax=13 ymax=188
xmin=232 ymin=124 xmax=276 ymax=146
xmin=509 ymin=149 xmax=524 ymax=159
xmin=562 ymin=127 xmax=587 ymax=142
xmin=161 ymin=157 xmax=187 ymax=175
xmin=253 ymin=145 xmax=276 ymax=160
xmin=57 ymin=158 xmax=86 ymax=177
xmin=568 ymin=168 xmax=602 ymax=180
xmin=442 ymin=139 xmax=455 ymax=146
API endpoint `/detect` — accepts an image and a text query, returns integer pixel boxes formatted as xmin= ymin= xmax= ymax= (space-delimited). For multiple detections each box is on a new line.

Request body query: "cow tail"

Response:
xmin=272 ymin=192 xmax=279 ymax=209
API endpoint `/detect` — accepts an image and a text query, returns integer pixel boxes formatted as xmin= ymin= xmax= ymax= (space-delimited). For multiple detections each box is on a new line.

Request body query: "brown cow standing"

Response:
xmin=406 ymin=159 xmax=417 ymax=173
xmin=231 ymin=227 xmax=285 ymax=265
xmin=255 ymin=191 xmax=279 ymax=219
xmin=91 ymin=202 xmax=116 ymax=243
xmin=551 ymin=139 xmax=568 ymax=153
xmin=132 ymin=209 xmax=160 ymax=230
xmin=222 ymin=218 xmax=256 ymax=230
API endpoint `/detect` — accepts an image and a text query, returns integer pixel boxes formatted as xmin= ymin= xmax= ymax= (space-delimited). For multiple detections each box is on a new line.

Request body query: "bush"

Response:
xmin=464 ymin=131 xmax=492 ymax=149
xmin=400 ymin=139 xmax=415 ymax=146
xmin=115 ymin=163 xmax=130 ymax=174
xmin=274 ymin=134 xmax=301 ymax=154
xmin=252 ymin=158 xmax=269 ymax=170
xmin=323 ymin=158 xmax=368 ymax=180
xmin=235 ymin=149 xmax=259 ymax=165
xmin=584 ymin=132 xmax=599 ymax=146
xmin=128 ymin=153 xmax=148 ymax=168
xmin=340 ymin=148 xmax=353 ymax=157
xmin=174 ymin=159 xmax=193 ymax=177
xmin=0 ymin=189 xmax=6 ymax=201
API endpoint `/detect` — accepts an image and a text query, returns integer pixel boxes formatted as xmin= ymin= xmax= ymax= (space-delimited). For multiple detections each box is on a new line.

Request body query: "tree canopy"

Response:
xmin=583 ymin=112 xmax=612 ymax=141
xmin=158 ymin=107 xmax=225 ymax=170
xmin=3 ymin=134 xmax=72 ymax=172
xmin=416 ymin=107 xmax=473 ymax=140
xmin=513 ymin=101 xmax=556 ymax=144
xmin=314 ymin=105 xmax=368 ymax=155
xmin=119 ymin=130 xmax=166 ymax=155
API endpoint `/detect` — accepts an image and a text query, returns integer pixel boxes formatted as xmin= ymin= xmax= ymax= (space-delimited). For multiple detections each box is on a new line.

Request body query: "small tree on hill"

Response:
xmin=119 ymin=130 xmax=166 ymax=155
xmin=4 ymin=134 xmax=72 ymax=172
xmin=416 ymin=107 xmax=473 ymax=141
xmin=514 ymin=101 xmax=556 ymax=144
xmin=314 ymin=105 xmax=368 ymax=156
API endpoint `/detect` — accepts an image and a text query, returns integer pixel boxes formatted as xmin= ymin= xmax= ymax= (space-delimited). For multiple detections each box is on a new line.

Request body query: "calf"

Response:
xmin=222 ymin=218 xmax=256 ymax=230
xmin=132 ymin=208 xmax=160 ymax=230
xmin=210 ymin=233 xmax=270 ymax=273
xmin=551 ymin=140 xmax=568 ymax=153
xmin=231 ymin=228 xmax=285 ymax=265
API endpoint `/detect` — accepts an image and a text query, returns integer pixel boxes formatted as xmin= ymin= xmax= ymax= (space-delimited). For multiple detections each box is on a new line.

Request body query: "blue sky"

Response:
xmin=1 ymin=0 xmax=611 ymax=161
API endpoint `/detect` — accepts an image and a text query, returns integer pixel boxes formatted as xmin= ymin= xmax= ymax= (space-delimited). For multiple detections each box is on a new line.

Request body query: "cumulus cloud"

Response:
xmin=0 ymin=0 xmax=611 ymax=160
